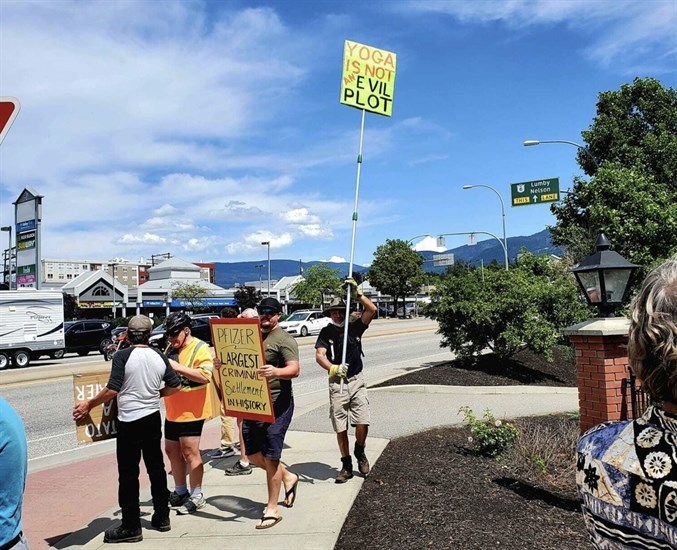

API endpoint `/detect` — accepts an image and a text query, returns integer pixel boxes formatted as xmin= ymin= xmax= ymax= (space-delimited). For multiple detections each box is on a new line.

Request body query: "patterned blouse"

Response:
xmin=576 ymin=405 xmax=677 ymax=549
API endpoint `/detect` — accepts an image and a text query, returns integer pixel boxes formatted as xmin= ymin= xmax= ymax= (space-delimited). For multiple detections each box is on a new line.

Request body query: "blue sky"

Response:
xmin=1 ymin=0 xmax=675 ymax=267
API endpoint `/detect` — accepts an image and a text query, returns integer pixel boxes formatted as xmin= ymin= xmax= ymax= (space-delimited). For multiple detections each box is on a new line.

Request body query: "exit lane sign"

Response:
xmin=511 ymin=177 xmax=560 ymax=207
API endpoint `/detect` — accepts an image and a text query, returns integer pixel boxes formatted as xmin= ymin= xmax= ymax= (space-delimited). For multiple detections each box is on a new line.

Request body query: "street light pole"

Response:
xmin=1 ymin=226 xmax=11 ymax=289
xmin=523 ymin=139 xmax=599 ymax=172
xmin=462 ymin=185 xmax=508 ymax=270
xmin=261 ymin=241 xmax=270 ymax=296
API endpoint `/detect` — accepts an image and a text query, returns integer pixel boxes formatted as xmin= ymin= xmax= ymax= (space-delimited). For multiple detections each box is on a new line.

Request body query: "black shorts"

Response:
xmin=242 ymin=399 xmax=294 ymax=461
xmin=164 ymin=419 xmax=205 ymax=441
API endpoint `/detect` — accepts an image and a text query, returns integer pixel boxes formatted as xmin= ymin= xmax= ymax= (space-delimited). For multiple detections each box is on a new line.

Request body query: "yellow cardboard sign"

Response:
xmin=73 ymin=371 xmax=118 ymax=443
xmin=210 ymin=318 xmax=275 ymax=423
xmin=340 ymin=40 xmax=396 ymax=117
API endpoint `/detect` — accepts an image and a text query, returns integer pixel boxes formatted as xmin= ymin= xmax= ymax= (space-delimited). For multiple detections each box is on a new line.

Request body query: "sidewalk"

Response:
xmin=41 ymin=384 xmax=578 ymax=550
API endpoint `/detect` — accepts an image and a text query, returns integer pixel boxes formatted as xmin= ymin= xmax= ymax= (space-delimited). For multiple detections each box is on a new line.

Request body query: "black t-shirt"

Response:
xmin=315 ymin=319 xmax=368 ymax=377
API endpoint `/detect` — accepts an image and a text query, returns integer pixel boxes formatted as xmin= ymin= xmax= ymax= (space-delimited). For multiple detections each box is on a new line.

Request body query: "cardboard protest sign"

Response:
xmin=210 ymin=318 xmax=275 ymax=423
xmin=340 ymin=39 xmax=397 ymax=117
xmin=73 ymin=371 xmax=117 ymax=443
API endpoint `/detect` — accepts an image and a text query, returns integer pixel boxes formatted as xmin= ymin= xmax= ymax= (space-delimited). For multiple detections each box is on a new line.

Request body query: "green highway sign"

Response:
xmin=511 ymin=177 xmax=560 ymax=207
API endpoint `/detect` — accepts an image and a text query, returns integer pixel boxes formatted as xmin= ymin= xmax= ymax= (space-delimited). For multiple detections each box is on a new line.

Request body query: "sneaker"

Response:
xmin=177 ymin=493 xmax=206 ymax=515
xmin=103 ymin=525 xmax=143 ymax=543
xmin=210 ymin=446 xmax=237 ymax=459
xmin=355 ymin=452 xmax=370 ymax=475
xmin=168 ymin=490 xmax=190 ymax=507
xmin=335 ymin=467 xmax=354 ymax=484
xmin=150 ymin=515 xmax=170 ymax=532
xmin=225 ymin=461 xmax=253 ymax=476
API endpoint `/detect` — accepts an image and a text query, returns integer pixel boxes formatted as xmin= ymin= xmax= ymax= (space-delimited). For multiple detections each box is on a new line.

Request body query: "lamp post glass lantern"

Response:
xmin=571 ymin=234 xmax=638 ymax=317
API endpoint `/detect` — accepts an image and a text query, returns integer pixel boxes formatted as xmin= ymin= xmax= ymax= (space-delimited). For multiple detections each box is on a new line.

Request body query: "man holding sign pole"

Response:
xmin=242 ymin=297 xmax=300 ymax=530
xmin=73 ymin=315 xmax=181 ymax=543
xmin=315 ymin=278 xmax=377 ymax=483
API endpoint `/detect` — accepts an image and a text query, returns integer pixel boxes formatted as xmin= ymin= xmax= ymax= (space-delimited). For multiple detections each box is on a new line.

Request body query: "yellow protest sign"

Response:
xmin=340 ymin=40 xmax=396 ymax=117
xmin=210 ymin=318 xmax=275 ymax=423
xmin=73 ymin=371 xmax=118 ymax=443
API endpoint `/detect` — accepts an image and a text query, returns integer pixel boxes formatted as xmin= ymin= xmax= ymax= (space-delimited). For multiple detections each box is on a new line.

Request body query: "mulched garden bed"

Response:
xmin=336 ymin=345 xmax=589 ymax=550
xmin=373 ymin=345 xmax=578 ymax=388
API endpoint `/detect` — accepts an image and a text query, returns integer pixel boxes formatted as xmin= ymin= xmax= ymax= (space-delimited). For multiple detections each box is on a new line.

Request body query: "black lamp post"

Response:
xmin=571 ymin=234 xmax=639 ymax=317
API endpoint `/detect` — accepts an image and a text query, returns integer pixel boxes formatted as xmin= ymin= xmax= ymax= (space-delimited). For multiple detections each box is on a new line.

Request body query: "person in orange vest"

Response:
xmin=162 ymin=312 xmax=215 ymax=515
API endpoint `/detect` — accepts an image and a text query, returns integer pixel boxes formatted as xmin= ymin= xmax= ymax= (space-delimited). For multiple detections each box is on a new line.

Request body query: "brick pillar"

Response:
xmin=562 ymin=317 xmax=630 ymax=434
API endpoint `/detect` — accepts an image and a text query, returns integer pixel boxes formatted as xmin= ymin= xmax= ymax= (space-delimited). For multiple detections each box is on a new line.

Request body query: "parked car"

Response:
xmin=148 ymin=316 xmax=214 ymax=351
xmin=396 ymin=304 xmax=418 ymax=318
xmin=63 ymin=319 xmax=113 ymax=356
xmin=279 ymin=310 xmax=331 ymax=337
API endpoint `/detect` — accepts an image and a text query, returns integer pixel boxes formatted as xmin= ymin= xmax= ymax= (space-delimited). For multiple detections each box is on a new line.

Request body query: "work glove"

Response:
xmin=329 ymin=363 xmax=349 ymax=378
xmin=344 ymin=277 xmax=363 ymax=298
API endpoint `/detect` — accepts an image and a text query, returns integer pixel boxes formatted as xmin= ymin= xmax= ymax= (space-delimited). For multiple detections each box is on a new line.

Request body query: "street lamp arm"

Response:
xmin=405 ymin=234 xmax=431 ymax=246
xmin=523 ymin=139 xmax=599 ymax=170
xmin=437 ymin=231 xmax=508 ymax=267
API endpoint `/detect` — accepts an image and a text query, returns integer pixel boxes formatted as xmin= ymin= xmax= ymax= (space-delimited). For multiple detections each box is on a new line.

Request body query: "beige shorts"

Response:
xmin=329 ymin=371 xmax=370 ymax=432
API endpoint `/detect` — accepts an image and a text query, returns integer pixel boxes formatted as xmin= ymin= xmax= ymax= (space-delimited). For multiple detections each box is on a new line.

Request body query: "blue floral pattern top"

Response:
xmin=576 ymin=405 xmax=677 ymax=549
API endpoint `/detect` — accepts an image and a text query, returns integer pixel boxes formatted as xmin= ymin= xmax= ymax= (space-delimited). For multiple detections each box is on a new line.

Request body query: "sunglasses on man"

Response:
xmin=168 ymin=328 xmax=187 ymax=337
xmin=257 ymin=307 xmax=278 ymax=316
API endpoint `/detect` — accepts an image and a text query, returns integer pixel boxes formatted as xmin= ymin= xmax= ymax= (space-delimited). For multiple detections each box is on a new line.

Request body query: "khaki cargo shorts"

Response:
xmin=328 ymin=371 xmax=370 ymax=432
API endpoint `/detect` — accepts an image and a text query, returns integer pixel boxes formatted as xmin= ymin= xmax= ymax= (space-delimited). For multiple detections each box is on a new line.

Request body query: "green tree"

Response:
xmin=234 ymin=285 xmax=261 ymax=309
xmin=63 ymin=292 xmax=78 ymax=320
xmin=427 ymin=252 xmax=589 ymax=362
xmin=551 ymin=77 xmax=677 ymax=275
xmin=171 ymin=282 xmax=212 ymax=311
xmin=290 ymin=264 xmax=342 ymax=308
xmin=368 ymin=239 xmax=426 ymax=313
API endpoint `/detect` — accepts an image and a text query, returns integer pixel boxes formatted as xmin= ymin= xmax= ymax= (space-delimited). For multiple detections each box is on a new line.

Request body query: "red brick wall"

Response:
xmin=570 ymin=334 xmax=630 ymax=433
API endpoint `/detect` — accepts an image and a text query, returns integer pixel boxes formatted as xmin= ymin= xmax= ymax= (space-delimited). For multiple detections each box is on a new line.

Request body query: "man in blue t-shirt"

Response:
xmin=0 ymin=397 xmax=29 ymax=550
xmin=315 ymin=278 xmax=377 ymax=483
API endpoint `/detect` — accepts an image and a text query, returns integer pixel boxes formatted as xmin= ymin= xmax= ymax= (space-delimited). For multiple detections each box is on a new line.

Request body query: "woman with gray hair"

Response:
xmin=576 ymin=259 xmax=677 ymax=549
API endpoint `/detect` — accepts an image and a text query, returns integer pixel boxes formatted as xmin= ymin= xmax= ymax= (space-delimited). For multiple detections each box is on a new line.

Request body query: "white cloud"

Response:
xmin=280 ymin=207 xmax=320 ymax=224
xmin=119 ymin=232 xmax=167 ymax=244
xmin=414 ymin=236 xmax=446 ymax=252
xmin=399 ymin=0 xmax=677 ymax=72
xmin=321 ymin=256 xmax=347 ymax=263
xmin=297 ymin=224 xmax=333 ymax=239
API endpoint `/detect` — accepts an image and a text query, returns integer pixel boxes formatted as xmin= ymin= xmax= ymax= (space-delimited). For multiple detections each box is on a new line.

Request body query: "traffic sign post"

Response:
xmin=511 ymin=177 xmax=560 ymax=207
xmin=0 ymin=97 xmax=20 ymax=145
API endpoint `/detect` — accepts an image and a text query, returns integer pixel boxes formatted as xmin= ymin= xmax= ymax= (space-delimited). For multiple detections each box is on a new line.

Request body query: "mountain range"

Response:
xmin=213 ymin=229 xmax=562 ymax=287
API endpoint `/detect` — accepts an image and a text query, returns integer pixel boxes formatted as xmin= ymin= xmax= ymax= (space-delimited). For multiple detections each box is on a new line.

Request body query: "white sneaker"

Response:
xmin=177 ymin=493 xmax=206 ymax=515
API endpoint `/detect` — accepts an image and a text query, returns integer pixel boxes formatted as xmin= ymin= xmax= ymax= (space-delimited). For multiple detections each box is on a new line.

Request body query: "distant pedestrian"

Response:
xmin=576 ymin=259 xmax=677 ymax=549
xmin=162 ymin=312 xmax=215 ymax=515
xmin=315 ymin=278 xmax=377 ymax=483
xmin=242 ymin=297 xmax=300 ymax=529
xmin=0 ymin=397 xmax=29 ymax=550
xmin=73 ymin=315 xmax=181 ymax=543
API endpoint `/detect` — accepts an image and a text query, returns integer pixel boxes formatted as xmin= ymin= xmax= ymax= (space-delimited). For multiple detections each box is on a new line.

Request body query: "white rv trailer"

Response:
xmin=0 ymin=289 xmax=65 ymax=369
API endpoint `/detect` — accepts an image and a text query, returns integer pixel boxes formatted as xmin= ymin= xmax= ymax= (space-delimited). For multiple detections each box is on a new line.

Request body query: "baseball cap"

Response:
xmin=127 ymin=314 xmax=153 ymax=332
xmin=257 ymin=297 xmax=282 ymax=313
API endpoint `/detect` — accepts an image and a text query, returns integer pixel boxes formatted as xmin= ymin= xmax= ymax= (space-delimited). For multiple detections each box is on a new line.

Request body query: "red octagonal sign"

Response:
xmin=0 ymin=97 xmax=21 ymax=145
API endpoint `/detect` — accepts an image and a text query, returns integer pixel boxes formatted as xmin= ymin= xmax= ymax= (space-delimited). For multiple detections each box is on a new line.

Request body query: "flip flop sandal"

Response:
xmin=255 ymin=515 xmax=283 ymax=530
xmin=284 ymin=475 xmax=299 ymax=508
